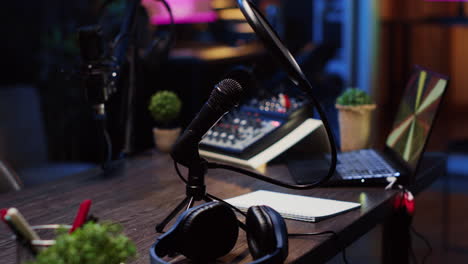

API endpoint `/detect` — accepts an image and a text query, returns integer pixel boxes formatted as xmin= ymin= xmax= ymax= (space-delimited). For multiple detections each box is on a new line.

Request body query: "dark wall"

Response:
xmin=0 ymin=1 xmax=42 ymax=85
xmin=283 ymin=0 xmax=313 ymax=52
xmin=0 ymin=1 xmax=129 ymax=164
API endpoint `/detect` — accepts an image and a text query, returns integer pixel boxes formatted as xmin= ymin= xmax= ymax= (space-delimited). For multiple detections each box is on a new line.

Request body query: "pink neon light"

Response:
xmin=141 ymin=0 xmax=217 ymax=25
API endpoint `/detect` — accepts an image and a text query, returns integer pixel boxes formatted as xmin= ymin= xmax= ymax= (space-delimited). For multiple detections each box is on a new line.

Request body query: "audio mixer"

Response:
xmin=199 ymin=93 xmax=312 ymax=160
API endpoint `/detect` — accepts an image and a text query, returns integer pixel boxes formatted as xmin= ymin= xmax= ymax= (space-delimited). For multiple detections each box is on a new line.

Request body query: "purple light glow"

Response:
xmin=141 ymin=0 xmax=218 ymax=25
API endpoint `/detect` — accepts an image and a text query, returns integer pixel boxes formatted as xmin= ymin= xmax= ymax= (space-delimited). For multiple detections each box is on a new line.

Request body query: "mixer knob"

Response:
xmin=226 ymin=134 xmax=235 ymax=144
xmin=207 ymin=130 xmax=213 ymax=136
xmin=255 ymin=119 xmax=262 ymax=128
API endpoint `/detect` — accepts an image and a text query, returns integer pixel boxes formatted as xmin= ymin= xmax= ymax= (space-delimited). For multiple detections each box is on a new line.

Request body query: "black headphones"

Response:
xmin=150 ymin=201 xmax=289 ymax=264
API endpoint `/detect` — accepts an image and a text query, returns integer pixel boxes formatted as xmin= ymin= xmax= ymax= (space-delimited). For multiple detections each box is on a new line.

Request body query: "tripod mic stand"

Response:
xmin=155 ymin=160 xmax=212 ymax=233
xmin=156 ymin=159 xmax=249 ymax=233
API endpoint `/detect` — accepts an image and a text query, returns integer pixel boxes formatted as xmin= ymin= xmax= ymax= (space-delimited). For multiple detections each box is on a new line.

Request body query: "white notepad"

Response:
xmin=225 ymin=190 xmax=361 ymax=222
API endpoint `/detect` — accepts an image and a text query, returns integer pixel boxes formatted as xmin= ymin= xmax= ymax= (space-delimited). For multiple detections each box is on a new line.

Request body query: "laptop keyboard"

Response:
xmin=336 ymin=150 xmax=400 ymax=180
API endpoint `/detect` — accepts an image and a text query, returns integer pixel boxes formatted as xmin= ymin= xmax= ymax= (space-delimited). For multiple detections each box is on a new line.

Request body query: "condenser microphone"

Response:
xmin=171 ymin=69 xmax=253 ymax=168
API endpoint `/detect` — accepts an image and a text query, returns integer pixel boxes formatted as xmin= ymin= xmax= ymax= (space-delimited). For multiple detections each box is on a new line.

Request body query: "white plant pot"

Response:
xmin=152 ymin=127 xmax=182 ymax=153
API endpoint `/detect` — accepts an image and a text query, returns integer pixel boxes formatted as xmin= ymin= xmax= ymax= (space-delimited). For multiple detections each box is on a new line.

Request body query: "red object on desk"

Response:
xmin=69 ymin=200 xmax=92 ymax=233
xmin=393 ymin=190 xmax=415 ymax=216
xmin=0 ymin=208 xmax=7 ymax=222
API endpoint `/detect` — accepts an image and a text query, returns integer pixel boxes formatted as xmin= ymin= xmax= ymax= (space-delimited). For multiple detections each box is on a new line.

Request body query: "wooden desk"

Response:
xmin=0 ymin=152 xmax=445 ymax=263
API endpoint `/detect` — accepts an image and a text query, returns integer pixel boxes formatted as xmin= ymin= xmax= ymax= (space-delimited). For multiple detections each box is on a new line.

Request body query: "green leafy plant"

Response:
xmin=336 ymin=88 xmax=373 ymax=106
xmin=27 ymin=222 xmax=136 ymax=264
xmin=148 ymin=90 xmax=182 ymax=127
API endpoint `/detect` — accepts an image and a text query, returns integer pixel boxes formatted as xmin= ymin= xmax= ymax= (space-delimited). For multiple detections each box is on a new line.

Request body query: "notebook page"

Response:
xmin=225 ymin=190 xmax=361 ymax=222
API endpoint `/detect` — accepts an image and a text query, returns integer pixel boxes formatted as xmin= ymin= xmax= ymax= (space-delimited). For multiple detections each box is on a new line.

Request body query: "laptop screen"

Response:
xmin=386 ymin=68 xmax=448 ymax=169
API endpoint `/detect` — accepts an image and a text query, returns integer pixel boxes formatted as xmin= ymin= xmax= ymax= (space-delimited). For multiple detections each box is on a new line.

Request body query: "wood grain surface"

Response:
xmin=0 ymin=151 xmax=404 ymax=263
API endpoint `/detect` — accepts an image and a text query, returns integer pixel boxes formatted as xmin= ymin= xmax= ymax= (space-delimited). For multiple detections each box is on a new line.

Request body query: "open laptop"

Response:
xmin=289 ymin=66 xmax=449 ymax=186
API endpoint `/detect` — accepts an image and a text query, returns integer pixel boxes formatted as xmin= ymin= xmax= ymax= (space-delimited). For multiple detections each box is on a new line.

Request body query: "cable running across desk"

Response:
xmin=410 ymin=225 xmax=432 ymax=264
xmin=289 ymin=230 xmax=349 ymax=264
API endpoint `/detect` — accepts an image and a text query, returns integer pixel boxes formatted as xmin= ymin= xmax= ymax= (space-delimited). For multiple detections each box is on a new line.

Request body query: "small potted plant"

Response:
xmin=27 ymin=222 xmax=136 ymax=264
xmin=148 ymin=90 xmax=182 ymax=152
xmin=336 ymin=88 xmax=376 ymax=152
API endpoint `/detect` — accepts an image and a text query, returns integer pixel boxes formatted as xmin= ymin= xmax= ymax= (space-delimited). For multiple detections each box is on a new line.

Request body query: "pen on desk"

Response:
xmin=2 ymin=209 xmax=29 ymax=248
xmin=69 ymin=199 xmax=92 ymax=233
xmin=5 ymin=208 xmax=41 ymax=254
xmin=6 ymin=208 xmax=41 ymax=242
xmin=2 ymin=208 xmax=17 ymax=233
xmin=0 ymin=208 xmax=18 ymax=234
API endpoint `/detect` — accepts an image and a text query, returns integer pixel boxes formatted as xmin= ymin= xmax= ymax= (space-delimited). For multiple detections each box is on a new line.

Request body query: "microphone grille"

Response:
xmin=209 ymin=78 xmax=244 ymax=110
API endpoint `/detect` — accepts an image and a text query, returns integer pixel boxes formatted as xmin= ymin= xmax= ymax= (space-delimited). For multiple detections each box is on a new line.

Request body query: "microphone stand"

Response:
xmin=152 ymin=165 xmax=213 ymax=230
xmin=154 ymin=161 xmax=211 ymax=233
xmin=78 ymin=0 xmax=139 ymax=167
xmin=113 ymin=0 xmax=139 ymax=159
xmin=156 ymin=159 xmax=249 ymax=232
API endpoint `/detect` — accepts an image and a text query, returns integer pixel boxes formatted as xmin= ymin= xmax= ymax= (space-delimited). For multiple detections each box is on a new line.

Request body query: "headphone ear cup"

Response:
xmin=247 ymin=206 xmax=289 ymax=262
xmin=176 ymin=202 xmax=239 ymax=262
xmin=246 ymin=206 xmax=277 ymax=259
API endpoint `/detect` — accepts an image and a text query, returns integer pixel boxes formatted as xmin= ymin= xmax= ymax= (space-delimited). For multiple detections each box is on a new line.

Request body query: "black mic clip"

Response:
xmin=78 ymin=25 xmax=120 ymax=119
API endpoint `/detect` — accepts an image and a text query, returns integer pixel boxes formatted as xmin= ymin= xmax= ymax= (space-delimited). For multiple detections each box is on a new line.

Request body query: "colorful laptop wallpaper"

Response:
xmin=386 ymin=68 xmax=448 ymax=169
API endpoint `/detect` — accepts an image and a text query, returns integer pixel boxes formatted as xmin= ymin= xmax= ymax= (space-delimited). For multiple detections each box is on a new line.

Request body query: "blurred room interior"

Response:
xmin=1 ymin=0 xmax=468 ymax=263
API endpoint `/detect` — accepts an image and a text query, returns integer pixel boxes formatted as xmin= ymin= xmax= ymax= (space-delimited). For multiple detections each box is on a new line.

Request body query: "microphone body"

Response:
xmin=172 ymin=71 xmax=252 ymax=168
xmin=171 ymin=100 xmax=229 ymax=167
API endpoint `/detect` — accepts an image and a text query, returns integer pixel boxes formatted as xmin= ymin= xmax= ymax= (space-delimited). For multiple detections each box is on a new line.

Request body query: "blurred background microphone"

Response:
xmin=78 ymin=25 xmax=117 ymax=118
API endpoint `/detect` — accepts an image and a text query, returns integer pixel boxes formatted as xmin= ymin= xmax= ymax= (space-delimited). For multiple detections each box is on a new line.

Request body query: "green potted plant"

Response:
xmin=148 ymin=90 xmax=182 ymax=152
xmin=336 ymin=88 xmax=376 ymax=152
xmin=27 ymin=222 xmax=136 ymax=264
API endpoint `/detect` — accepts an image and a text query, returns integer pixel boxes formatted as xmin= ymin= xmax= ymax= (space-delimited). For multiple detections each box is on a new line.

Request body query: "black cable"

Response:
xmin=300 ymin=77 xmax=338 ymax=185
xmin=207 ymin=161 xmax=323 ymax=190
xmin=174 ymin=160 xmax=188 ymax=184
xmin=103 ymin=126 xmax=113 ymax=165
xmin=288 ymin=230 xmax=349 ymax=264
xmin=100 ymin=120 xmax=113 ymax=169
xmin=156 ymin=0 xmax=175 ymax=37
xmin=411 ymin=226 xmax=432 ymax=264
xmin=342 ymin=246 xmax=349 ymax=264
xmin=147 ymin=0 xmax=176 ymax=51
xmin=206 ymin=193 xmax=247 ymax=217
xmin=111 ymin=33 xmax=129 ymax=50
xmin=410 ymin=242 xmax=418 ymax=264
xmin=109 ymin=0 xmax=139 ymax=66
xmin=217 ymin=0 xmax=337 ymax=190
xmin=288 ymin=230 xmax=337 ymax=237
